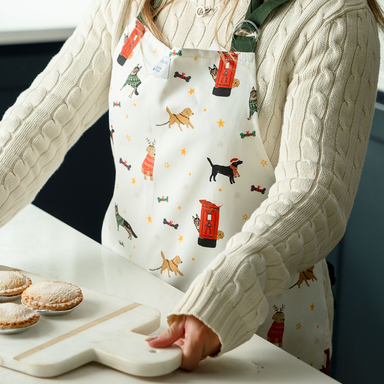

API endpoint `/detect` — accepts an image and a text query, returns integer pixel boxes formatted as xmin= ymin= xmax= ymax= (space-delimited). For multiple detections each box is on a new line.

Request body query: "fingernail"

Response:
xmin=145 ymin=336 xmax=158 ymax=342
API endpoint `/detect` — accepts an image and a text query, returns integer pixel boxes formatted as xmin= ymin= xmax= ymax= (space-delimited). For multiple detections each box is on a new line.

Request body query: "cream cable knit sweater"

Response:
xmin=0 ymin=0 xmax=379 ymax=355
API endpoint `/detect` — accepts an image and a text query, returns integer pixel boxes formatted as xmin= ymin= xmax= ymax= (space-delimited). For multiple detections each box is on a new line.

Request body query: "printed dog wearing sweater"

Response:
xmin=120 ymin=63 xmax=142 ymax=98
xmin=267 ymin=305 xmax=285 ymax=348
xmin=248 ymin=87 xmax=258 ymax=120
xmin=115 ymin=204 xmax=137 ymax=240
xmin=207 ymin=157 xmax=243 ymax=184
xmin=141 ymin=138 xmax=156 ymax=181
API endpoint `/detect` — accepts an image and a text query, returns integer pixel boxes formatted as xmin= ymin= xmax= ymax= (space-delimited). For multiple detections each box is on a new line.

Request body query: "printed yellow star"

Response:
xmin=154 ymin=76 xmax=159 ymax=79
xmin=194 ymin=57 xmax=198 ymax=61
xmin=134 ymin=103 xmax=136 ymax=107
xmin=192 ymin=257 xmax=195 ymax=261
xmin=152 ymin=48 xmax=157 ymax=54
xmin=131 ymin=178 xmax=136 ymax=184
xmin=133 ymin=246 xmax=136 ymax=249
xmin=178 ymin=236 xmax=183 ymax=242
xmin=110 ymin=87 xmax=113 ymax=92
xmin=180 ymin=148 xmax=187 ymax=155
xmin=218 ymin=188 xmax=222 ymax=192
xmin=109 ymin=225 xmax=111 ymax=231
xmin=243 ymin=214 xmax=248 ymax=221
xmin=178 ymin=206 xmax=182 ymax=210
xmin=126 ymin=115 xmax=128 ymax=119
xmin=147 ymin=215 xmax=153 ymax=223
xmin=189 ymin=172 xmax=191 ymax=176
xmin=129 ymin=255 xmax=132 ymax=259
xmin=164 ymin=162 xmax=170 ymax=169
xmin=188 ymin=88 xmax=195 ymax=95
xmin=203 ymin=108 xmax=207 ymax=112
xmin=296 ymin=323 xmax=302 ymax=330
xmin=126 ymin=134 xmax=131 ymax=142
xmin=310 ymin=303 xmax=315 ymax=311
xmin=217 ymin=118 xmax=225 ymax=128
xmin=261 ymin=159 xmax=268 ymax=166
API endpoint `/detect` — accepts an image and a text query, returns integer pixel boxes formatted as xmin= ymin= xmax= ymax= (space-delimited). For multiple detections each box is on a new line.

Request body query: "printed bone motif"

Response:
xmin=113 ymin=101 xmax=121 ymax=107
xmin=163 ymin=218 xmax=179 ymax=229
xmin=119 ymin=158 xmax=131 ymax=171
xmin=157 ymin=196 xmax=169 ymax=203
xmin=169 ymin=49 xmax=182 ymax=57
xmin=240 ymin=130 xmax=256 ymax=139
xmin=251 ymin=185 xmax=266 ymax=194
xmin=174 ymin=72 xmax=191 ymax=82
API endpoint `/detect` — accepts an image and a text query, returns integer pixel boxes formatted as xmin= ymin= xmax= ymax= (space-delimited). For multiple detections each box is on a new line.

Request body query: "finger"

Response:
xmin=180 ymin=336 xmax=204 ymax=371
xmin=174 ymin=339 xmax=184 ymax=347
xmin=146 ymin=316 xmax=186 ymax=348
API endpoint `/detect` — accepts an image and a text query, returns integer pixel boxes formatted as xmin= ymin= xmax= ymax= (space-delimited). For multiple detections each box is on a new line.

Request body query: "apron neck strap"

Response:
xmin=231 ymin=0 xmax=291 ymax=52
xmin=137 ymin=0 xmax=163 ymax=23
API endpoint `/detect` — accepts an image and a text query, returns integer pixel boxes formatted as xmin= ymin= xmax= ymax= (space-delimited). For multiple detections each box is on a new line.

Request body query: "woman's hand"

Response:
xmin=145 ymin=314 xmax=221 ymax=371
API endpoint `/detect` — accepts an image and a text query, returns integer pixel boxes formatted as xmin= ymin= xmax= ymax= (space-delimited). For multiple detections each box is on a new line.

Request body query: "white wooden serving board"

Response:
xmin=0 ymin=272 xmax=181 ymax=378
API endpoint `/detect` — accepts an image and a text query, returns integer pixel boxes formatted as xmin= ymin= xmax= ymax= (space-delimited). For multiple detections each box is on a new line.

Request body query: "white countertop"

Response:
xmin=0 ymin=204 xmax=339 ymax=383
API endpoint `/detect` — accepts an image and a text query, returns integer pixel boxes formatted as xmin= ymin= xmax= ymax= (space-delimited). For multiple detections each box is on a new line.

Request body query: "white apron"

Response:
xmin=102 ymin=19 xmax=332 ymax=372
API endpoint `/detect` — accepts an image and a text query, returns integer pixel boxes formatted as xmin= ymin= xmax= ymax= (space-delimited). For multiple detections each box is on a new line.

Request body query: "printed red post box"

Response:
xmin=212 ymin=52 xmax=239 ymax=97
xmin=117 ymin=20 xmax=146 ymax=66
xmin=198 ymin=200 xmax=221 ymax=248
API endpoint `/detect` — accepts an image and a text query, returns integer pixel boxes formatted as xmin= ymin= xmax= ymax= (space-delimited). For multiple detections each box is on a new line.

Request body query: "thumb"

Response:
xmin=146 ymin=316 xmax=186 ymax=348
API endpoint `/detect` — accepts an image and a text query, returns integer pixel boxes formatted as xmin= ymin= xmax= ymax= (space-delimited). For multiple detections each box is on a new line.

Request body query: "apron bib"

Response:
xmin=102 ymin=18 xmax=331 ymax=371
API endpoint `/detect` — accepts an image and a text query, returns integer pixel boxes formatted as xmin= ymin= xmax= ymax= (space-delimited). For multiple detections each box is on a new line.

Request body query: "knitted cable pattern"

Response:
xmin=0 ymin=0 xmax=380 ymax=355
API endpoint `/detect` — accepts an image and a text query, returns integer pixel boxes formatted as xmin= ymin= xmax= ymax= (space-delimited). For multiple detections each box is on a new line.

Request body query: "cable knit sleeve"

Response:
xmin=169 ymin=7 xmax=380 ymax=354
xmin=0 ymin=0 xmax=133 ymax=227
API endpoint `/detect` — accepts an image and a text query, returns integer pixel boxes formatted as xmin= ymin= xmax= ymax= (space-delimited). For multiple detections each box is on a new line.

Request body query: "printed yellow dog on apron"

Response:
xmin=102 ymin=17 xmax=332 ymax=372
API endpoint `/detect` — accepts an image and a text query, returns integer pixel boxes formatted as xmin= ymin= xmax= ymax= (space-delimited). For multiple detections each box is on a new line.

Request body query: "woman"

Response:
xmin=0 ymin=0 xmax=382 ymax=373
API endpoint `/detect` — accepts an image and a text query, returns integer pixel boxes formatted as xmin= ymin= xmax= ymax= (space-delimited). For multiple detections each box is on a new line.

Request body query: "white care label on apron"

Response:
xmin=150 ymin=56 xmax=170 ymax=79
xmin=102 ymin=19 xmax=332 ymax=372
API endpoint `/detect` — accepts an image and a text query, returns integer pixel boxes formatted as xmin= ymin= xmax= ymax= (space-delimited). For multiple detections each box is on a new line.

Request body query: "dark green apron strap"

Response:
xmin=231 ymin=0 xmax=291 ymax=52
xmin=137 ymin=0 xmax=163 ymax=24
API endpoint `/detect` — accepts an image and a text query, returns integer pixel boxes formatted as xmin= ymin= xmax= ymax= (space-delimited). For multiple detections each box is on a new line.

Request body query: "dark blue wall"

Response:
xmin=0 ymin=42 xmax=114 ymax=243
xmin=329 ymin=105 xmax=384 ymax=383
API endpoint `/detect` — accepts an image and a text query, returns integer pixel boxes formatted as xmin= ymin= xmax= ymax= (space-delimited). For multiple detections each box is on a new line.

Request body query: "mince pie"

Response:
xmin=0 ymin=270 xmax=32 ymax=299
xmin=0 ymin=302 xmax=40 ymax=330
xmin=21 ymin=280 xmax=83 ymax=311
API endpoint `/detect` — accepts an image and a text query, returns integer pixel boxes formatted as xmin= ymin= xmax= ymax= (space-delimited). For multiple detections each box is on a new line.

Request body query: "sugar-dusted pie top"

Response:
xmin=0 ymin=271 xmax=28 ymax=290
xmin=22 ymin=280 xmax=83 ymax=309
xmin=0 ymin=302 xmax=40 ymax=324
xmin=23 ymin=281 xmax=81 ymax=303
xmin=0 ymin=270 xmax=32 ymax=296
